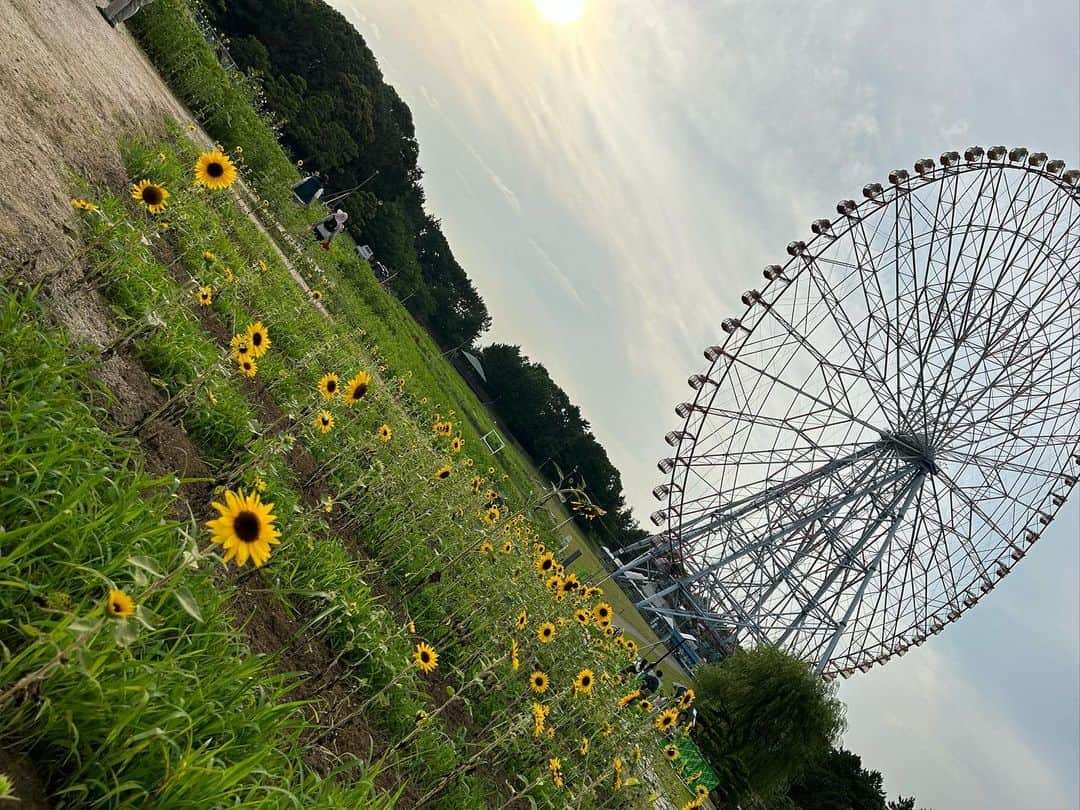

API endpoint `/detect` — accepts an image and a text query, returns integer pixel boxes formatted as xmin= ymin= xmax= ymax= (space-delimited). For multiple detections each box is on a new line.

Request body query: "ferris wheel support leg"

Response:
xmin=813 ymin=471 xmax=926 ymax=674
xmin=635 ymin=464 xmax=915 ymax=612
xmin=774 ymin=465 xmax=922 ymax=648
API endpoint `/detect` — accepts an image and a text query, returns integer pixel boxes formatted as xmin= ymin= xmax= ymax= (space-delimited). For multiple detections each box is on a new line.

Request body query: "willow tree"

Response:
xmin=694 ymin=646 xmax=845 ymax=805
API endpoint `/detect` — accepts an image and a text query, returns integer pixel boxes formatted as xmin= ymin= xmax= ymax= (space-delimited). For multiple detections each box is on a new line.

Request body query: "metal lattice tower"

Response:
xmin=624 ymin=147 xmax=1080 ymax=679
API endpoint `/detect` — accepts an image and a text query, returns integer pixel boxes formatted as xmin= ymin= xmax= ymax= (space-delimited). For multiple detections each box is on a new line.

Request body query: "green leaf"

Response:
xmin=128 ymin=555 xmax=162 ymax=578
xmin=113 ymin=619 xmax=140 ymax=646
xmin=173 ymin=586 xmax=203 ymax=622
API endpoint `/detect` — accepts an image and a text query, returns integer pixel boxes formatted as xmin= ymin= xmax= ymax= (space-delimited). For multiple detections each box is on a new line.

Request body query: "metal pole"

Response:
xmin=636 ymin=463 xmax=914 ymax=610
xmin=813 ymin=470 xmax=926 ymax=673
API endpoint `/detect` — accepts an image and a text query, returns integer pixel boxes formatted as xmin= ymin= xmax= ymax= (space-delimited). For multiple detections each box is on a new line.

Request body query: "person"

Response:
xmin=98 ymin=0 xmax=157 ymax=26
xmin=619 ymin=657 xmax=649 ymax=678
xmin=639 ymin=668 xmax=662 ymax=697
xmin=313 ymin=209 xmax=348 ymax=247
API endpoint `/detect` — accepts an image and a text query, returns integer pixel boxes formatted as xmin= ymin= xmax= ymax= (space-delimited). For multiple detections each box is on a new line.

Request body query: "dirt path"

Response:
xmin=0 ymin=0 xmax=198 ymax=265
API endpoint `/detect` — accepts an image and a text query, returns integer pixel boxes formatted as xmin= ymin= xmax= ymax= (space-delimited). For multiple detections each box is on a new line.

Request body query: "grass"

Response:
xmin=0 ymin=284 xmax=395 ymax=809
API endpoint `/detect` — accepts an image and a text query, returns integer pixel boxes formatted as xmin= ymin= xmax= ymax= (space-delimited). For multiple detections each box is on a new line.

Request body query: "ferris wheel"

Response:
xmin=629 ymin=147 xmax=1080 ymax=678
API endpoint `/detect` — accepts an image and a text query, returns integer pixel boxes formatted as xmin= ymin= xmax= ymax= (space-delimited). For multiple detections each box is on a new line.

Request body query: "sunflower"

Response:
xmin=378 ymin=423 xmax=392 ymax=442
xmin=415 ymin=709 xmax=429 ymax=725
xmin=106 ymin=589 xmax=135 ymax=619
xmin=679 ymin=689 xmax=696 ymax=710
xmin=450 ymin=436 xmax=464 ymax=453
xmin=579 ymin=737 xmax=590 ymax=755
xmin=203 ymin=250 xmax=217 ymax=264
xmin=131 ymin=180 xmax=169 ymax=213
xmin=257 ymin=259 xmax=268 ymax=272
xmin=511 ymin=638 xmax=520 ymax=671
xmin=254 ymin=476 xmax=267 ymax=493
xmin=656 ymin=708 xmax=679 ymax=733
xmin=246 ymin=321 xmax=271 ymax=358
xmin=560 ymin=573 xmax=580 ymax=595
xmin=614 ymin=757 xmax=624 ymax=790
xmin=207 ymin=488 xmax=281 ymax=567
xmin=318 ymin=373 xmax=339 ymax=399
xmin=515 ymin=610 xmax=528 ymax=631
xmin=638 ymin=699 xmax=653 ymax=712
xmin=231 ymin=334 xmax=251 ymax=360
xmin=413 ymin=641 xmax=438 ymax=673
xmin=548 ymin=758 xmax=563 ymax=789
xmin=480 ymin=541 xmax=494 ymax=556
xmin=71 ymin=198 xmax=98 ymax=211
xmin=572 ymin=669 xmax=595 ymax=696
xmin=194 ymin=149 xmax=239 ymax=190
xmin=344 ymin=371 xmax=371 ymax=405
xmin=623 ymin=638 xmax=639 ymax=656
xmin=223 ymin=267 xmax=235 ymax=283
xmin=501 ymin=539 xmax=513 ymax=554
xmin=545 ymin=575 xmax=563 ymax=594
xmin=434 ymin=420 xmax=453 ymax=437
xmin=197 ymin=286 xmax=213 ymax=306
xmin=531 ymin=702 xmax=549 ymax=737
xmin=238 ymin=357 xmax=258 ymax=378
xmin=535 ymin=552 xmax=556 ymax=576
xmin=574 ymin=609 xmax=591 ymax=626
xmin=618 ymin=689 xmax=641 ymax=708
xmin=434 ymin=464 xmax=452 ymax=481
xmin=530 ymin=671 xmax=550 ymax=694
xmin=311 ymin=289 xmax=322 ymax=302
xmin=594 ymin=602 xmax=613 ymax=624
xmin=471 ymin=475 xmax=483 ymax=494
xmin=537 ymin=622 xmax=556 ymax=643
xmin=315 ymin=410 xmax=334 ymax=434
xmin=696 ymin=785 xmax=709 ymax=799
xmin=663 ymin=745 xmax=679 ymax=762
xmin=604 ymin=625 xmax=615 ymax=637
xmin=483 ymin=506 xmax=500 ymax=526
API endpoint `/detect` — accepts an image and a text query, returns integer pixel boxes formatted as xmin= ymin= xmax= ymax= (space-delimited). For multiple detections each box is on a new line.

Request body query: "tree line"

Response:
xmin=205 ymin=0 xmax=491 ymax=349
xmin=479 ymin=344 xmax=649 ymax=548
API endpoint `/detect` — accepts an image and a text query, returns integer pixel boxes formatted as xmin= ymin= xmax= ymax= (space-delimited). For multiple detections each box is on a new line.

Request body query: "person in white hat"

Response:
xmin=313 ymin=209 xmax=348 ymax=247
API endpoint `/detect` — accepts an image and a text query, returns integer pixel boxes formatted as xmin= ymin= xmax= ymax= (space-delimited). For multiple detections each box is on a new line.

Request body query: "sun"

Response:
xmin=534 ymin=0 xmax=585 ymax=24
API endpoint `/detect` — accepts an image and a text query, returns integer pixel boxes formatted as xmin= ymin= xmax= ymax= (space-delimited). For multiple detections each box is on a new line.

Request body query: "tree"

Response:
xmin=781 ymin=748 xmax=886 ymax=810
xmin=888 ymin=797 xmax=933 ymax=810
xmin=694 ymin=646 xmax=846 ymax=805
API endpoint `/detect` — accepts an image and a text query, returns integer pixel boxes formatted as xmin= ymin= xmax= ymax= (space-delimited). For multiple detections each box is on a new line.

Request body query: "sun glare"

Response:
xmin=534 ymin=0 xmax=585 ymax=24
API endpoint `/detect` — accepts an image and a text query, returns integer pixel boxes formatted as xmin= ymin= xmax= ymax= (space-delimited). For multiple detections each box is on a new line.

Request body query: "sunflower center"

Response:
xmin=142 ymin=186 xmax=162 ymax=205
xmin=233 ymin=510 xmax=262 ymax=542
xmin=420 ymin=651 xmax=431 ymax=663
xmin=326 ymin=380 xmax=336 ymax=392
xmin=207 ymin=161 xmax=224 ymax=177
xmin=353 ymin=384 xmax=367 ymax=399
xmin=252 ymin=332 xmax=262 ymax=347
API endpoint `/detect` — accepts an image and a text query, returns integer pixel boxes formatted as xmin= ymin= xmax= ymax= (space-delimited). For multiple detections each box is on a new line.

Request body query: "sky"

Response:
xmin=329 ymin=1 xmax=1079 ymax=806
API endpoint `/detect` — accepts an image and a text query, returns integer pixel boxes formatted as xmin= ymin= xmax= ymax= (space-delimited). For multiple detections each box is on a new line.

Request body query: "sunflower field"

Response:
xmin=1 ymin=117 xmax=706 ymax=810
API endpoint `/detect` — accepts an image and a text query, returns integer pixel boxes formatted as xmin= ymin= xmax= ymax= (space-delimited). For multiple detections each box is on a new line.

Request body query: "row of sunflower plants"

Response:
xmin=70 ymin=134 xmax=703 ymax=807
xmin=0 ymin=283 xmax=401 ymax=809
xmin=127 ymin=0 xmax=554 ymax=511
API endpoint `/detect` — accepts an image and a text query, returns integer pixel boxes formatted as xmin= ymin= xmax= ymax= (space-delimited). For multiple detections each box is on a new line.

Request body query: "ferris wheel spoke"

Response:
xmin=925 ymin=175 xmax=1076 ymax=437
xmin=718 ymin=349 xmax=888 ymax=435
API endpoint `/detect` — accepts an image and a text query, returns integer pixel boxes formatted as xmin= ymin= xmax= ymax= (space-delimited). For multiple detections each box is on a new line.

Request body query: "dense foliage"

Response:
xmin=204 ymin=0 xmax=491 ymax=348
xmin=480 ymin=343 xmax=649 ymax=548
xmin=693 ymin=647 xmax=846 ymax=806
